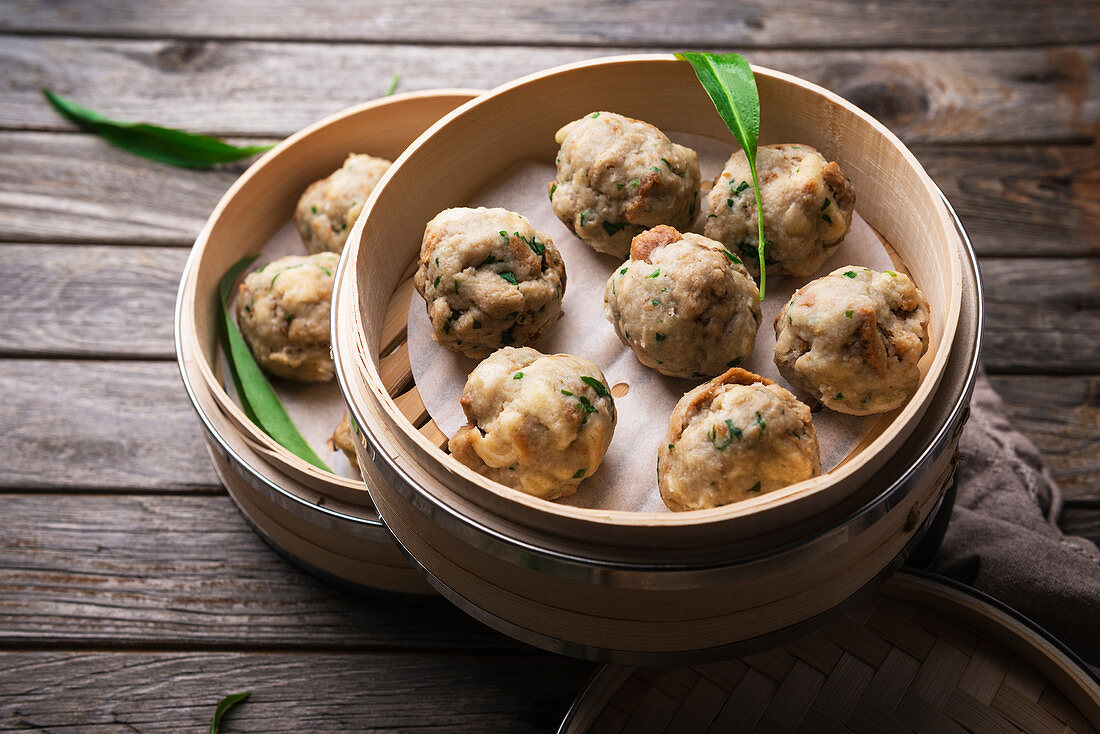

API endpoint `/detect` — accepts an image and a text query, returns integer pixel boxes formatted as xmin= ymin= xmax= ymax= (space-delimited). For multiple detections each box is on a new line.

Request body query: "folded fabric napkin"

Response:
xmin=930 ymin=375 xmax=1100 ymax=665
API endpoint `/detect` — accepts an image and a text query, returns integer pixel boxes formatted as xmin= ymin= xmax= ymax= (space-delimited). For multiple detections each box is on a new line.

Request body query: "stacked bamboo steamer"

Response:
xmin=175 ymin=91 xmax=480 ymax=595
xmin=557 ymin=572 xmax=1100 ymax=733
xmin=332 ymin=56 xmax=984 ymax=663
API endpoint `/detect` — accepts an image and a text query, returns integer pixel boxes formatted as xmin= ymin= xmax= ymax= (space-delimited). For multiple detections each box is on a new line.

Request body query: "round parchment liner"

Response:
xmin=410 ymin=132 xmax=909 ymax=512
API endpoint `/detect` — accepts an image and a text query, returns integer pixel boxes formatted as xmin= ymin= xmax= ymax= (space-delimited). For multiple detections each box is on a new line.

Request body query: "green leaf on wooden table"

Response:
xmin=209 ymin=691 xmax=250 ymax=734
xmin=386 ymin=72 xmax=401 ymax=96
xmin=218 ymin=256 xmax=333 ymax=472
xmin=42 ymin=89 xmax=271 ymax=169
xmin=675 ymin=52 xmax=768 ymax=299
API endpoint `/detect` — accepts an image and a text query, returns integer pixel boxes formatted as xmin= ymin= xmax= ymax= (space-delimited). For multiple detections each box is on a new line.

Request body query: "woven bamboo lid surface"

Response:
xmin=559 ymin=573 xmax=1100 ymax=733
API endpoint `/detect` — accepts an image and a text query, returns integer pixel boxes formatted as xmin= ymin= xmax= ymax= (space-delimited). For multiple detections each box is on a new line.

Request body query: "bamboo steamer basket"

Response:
xmin=557 ymin=571 xmax=1100 ymax=733
xmin=175 ymin=90 xmax=479 ymax=594
xmin=179 ymin=359 xmax=430 ymax=593
xmin=332 ymin=55 xmax=981 ymax=662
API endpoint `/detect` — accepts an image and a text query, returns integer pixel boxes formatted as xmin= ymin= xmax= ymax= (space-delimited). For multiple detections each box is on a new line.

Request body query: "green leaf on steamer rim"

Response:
xmin=218 ymin=256 xmax=332 ymax=472
xmin=42 ymin=89 xmax=271 ymax=169
xmin=675 ymin=51 xmax=768 ymax=299
xmin=209 ymin=691 xmax=250 ymax=734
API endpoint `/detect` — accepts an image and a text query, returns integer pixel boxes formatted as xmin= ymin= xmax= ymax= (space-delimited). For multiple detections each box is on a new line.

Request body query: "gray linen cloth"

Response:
xmin=929 ymin=375 xmax=1100 ymax=665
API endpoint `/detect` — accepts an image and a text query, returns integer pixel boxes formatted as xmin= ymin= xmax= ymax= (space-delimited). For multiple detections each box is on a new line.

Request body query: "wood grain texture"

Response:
xmin=4 ymin=245 xmax=1098 ymax=374
xmin=990 ymin=376 xmax=1100 ymax=502
xmin=1061 ymin=504 xmax=1100 ymax=543
xmin=0 ymin=1 xmax=1094 ymax=724
xmin=0 ymin=133 xmax=245 ymax=246
xmin=0 ymin=493 xmax=526 ymax=650
xmin=2 ymin=0 xmax=1097 ymax=47
xmin=0 ymin=352 xmax=1094 ymax=505
xmin=2 ymin=133 xmax=1099 ymax=256
xmin=3 ymin=36 xmax=1098 ymax=142
xmin=0 ymin=245 xmax=186 ymax=358
xmin=0 ymin=650 xmax=591 ymax=732
xmin=916 ymin=144 xmax=1100 ymax=258
xmin=0 ymin=360 xmax=221 ymax=490
xmin=982 ymin=258 xmax=1100 ymax=374
xmin=0 ymin=367 xmax=1093 ymax=506
xmin=0 ymin=454 xmax=1092 ymax=656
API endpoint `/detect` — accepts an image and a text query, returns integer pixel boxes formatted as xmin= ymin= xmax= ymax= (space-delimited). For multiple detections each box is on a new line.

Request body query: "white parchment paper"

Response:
xmin=220 ymin=222 xmax=360 ymax=479
xmin=409 ymin=132 xmax=898 ymax=511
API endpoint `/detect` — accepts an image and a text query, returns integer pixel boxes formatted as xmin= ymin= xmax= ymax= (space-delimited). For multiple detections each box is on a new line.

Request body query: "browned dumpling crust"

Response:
xmin=704 ymin=144 xmax=855 ymax=277
xmin=448 ymin=347 xmax=616 ymax=501
xmin=774 ymin=266 xmax=930 ymax=416
xmin=332 ymin=412 xmax=359 ymax=471
xmin=236 ymin=252 xmax=340 ymax=382
xmin=550 ymin=111 xmax=701 ymax=258
xmin=604 ymin=225 xmax=760 ymax=379
xmin=658 ymin=369 xmax=821 ymax=511
xmin=413 ymin=207 xmax=566 ymax=359
xmin=294 ymin=153 xmax=392 ymax=254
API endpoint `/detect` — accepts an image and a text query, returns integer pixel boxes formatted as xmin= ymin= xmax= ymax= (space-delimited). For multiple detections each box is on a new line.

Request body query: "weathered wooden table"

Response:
xmin=1 ymin=2 xmax=1097 ymax=730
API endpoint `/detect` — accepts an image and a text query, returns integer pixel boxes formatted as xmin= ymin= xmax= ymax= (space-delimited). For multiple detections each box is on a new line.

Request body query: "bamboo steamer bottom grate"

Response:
xmin=558 ymin=572 xmax=1100 ymax=734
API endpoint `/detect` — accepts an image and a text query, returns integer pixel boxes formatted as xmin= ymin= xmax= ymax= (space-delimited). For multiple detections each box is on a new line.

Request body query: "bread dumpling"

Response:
xmin=774 ymin=266 xmax=930 ymax=415
xmin=550 ymin=111 xmax=701 ymax=258
xmin=413 ymin=207 xmax=566 ymax=359
xmin=449 ymin=347 xmax=616 ymax=501
xmin=236 ymin=252 xmax=340 ymax=382
xmin=604 ymin=225 xmax=760 ymax=379
xmin=295 ymin=153 xmax=392 ymax=254
xmin=333 ymin=412 xmax=359 ymax=471
xmin=658 ymin=368 xmax=821 ymax=511
xmin=704 ymin=144 xmax=854 ymax=277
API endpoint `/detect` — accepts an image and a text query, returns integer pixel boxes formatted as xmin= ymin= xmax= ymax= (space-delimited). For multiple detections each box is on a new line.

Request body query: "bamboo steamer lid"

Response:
xmin=331 ymin=54 xmax=984 ymax=660
xmin=174 ymin=90 xmax=480 ymax=593
xmin=557 ymin=572 xmax=1100 ymax=733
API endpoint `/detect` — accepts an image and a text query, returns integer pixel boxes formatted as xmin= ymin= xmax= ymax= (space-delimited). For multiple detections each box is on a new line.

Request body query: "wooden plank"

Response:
xmin=1 ymin=0 xmax=1096 ymax=47
xmin=989 ymin=376 xmax=1100 ymax=503
xmin=2 ymin=37 xmax=1098 ymax=142
xmin=4 ymin=245 xmax=1098 ymax=373
xmin=0 ymin=493 xmax=528 ymax=650
xmin=0 ymin=361 xmax=1095 ymax=506
xmin=0 ymin=245 xmax=186 ymax=358
xmin=0 ymin=360 xmax=221 ymax=491
xmin=0 ymin=133 xmax=242 ymax=246
xmin=0 ymin=650 xmax=591 ymax=732
xmin=1060 ymin=504 xmax=1100 ymax=546
xmin=982 ymin=258 xmax=1100 ymax=374
xmin=2 ymin=135 xmax=1099 ymax=255
xmin=915 ymin=145 xmax=1100 ymax=258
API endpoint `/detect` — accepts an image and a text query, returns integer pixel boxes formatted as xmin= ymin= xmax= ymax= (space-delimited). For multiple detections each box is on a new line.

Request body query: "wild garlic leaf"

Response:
xmin=43 ymin=89 xmax=271 ymax=169
xmin=218 ymin=257 xmax=333 ymax=472
xmin=675 ymin=52 xmax=768 ymax=299
xmin=209 ymin=691 xmax=250 ymax=734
